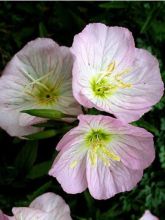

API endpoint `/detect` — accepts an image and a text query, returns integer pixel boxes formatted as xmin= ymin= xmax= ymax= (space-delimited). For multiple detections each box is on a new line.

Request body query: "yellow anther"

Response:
xmin=102 ymin=147 xmax=120 ymax=161
xmin=70 ymin=160 xmax=78 ymax=169
xmin=96 ymin=61 xmax=116 ymax=84
xmin=23 ymin=70 xmax=53 ymax=93
xmin=98 ymin=151 xmax=110 ymax=166
xmin=107 ymin=61 xmax=115 ymax=73
xmin=89 ymin=151 xmax=97 ymax=166
xmin=115 ymin=76 xmax=132 ymax=88
xmin=116 ymin=68 xmax=130 ymax=77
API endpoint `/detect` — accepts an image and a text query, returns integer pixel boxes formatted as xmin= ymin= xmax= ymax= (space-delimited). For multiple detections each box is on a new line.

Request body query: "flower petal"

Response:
xmin=111 ymin=134 xmax=155 ymax=170
xmin=12 ymin=207 xmax=46 ymax=220
xmin=140 ymin=210 xmax=159 ymax=220
xmin=30 ymin=192 xmax=72 ymax=220
xmin=107 ymin=48 xmax=164 ymax=122
xmin=0 ymin=210 xmax=10 ymax=220
xmin=72 ymin=23 xmax=135 ymax=107
xmin=49 ymin=143 xmax=87 ymax=194
xmin=0 ymin=108 xmax=40 ymax=137
xmin=86 ymin=156 xmax=143 ymax=200
xmin=0 ymin=38 xmax=81 ymax=136
xmin=19 ymin=113 xmax=47 ymax=127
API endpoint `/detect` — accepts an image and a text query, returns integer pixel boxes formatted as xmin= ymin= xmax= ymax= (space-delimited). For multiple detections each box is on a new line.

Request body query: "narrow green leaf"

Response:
xmin=24 ymin=129 xmax=57 ymax=140
xmin=84 ymin=191 xmax=95 ymax=216
xmin=14 ymin=141 xmax=38 ymax=171
xmin=39 ymin=22 xmax=48 ymax=37
xmin=21 ymin=109 xmax=65 ymax=120
xmin=26 ymin=161 xmax=51 ymax=179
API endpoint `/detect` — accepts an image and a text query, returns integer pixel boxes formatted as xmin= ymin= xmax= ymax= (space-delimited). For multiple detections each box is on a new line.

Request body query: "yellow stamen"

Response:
xmin=115 ymin=76 xmax=132 ymax=88
xmin=97 ymin=151 xmax=110 ymax=166
xmin=89 ymin=150 xmax=97 ymax=165
xmin=101 ymin=146 xmax=120 ymax=161
xmin=96 ymin=61 xmax=116 ymax=84
xmin=70 ymin=160 xmax=78 ymax=169
xmin=107 ymin=61 xmax=115 ymax=73
xmin=92 ymin=61 xmax=132 ymax=97
xmin=23 ymin=70 xmax=53 ymax=93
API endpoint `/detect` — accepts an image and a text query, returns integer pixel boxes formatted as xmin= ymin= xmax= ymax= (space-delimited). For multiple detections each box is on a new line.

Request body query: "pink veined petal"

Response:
xmin=30 ymin=192 xmax=72 ymax=220
xmin=49 ymin=143 xmax=88 ymax=194
xmin=110 ymin=134 xmax=155 ymax=170
xmin=56 ymin=125 xmax=88 ymax=151
xmin=72 ymin=23 xmax=135 ymax=72
xmin=86 ymin=155 xmax=143 ymax=200
xmin=12 ymin=207 xmax=47 ymax=220
xmin=139 ymin=210 xmax=159 ymax=220
xmin=19 ymin=113 xmax=47 ymax=127
xmin=53 ymin=46 xmax=82 ymax=116
xmin=72 ymin=23 xmax=135 ymax=108
xmin=108 ymin=48 xmax=164 ymax=123
xmin=51 ymin=115 xmax=155 ymax=200
xmin=0 ymin=38 xmax=82 ymax=137
xmin=4 ymin=193 xmax=72 ymax=220
xmin=79 ymin=114 xmax=153 ymax=138
xmin=72 ymin=23 xmax=164 ymax=122
xmin=0 ymin=108 xmax=40 ymax=137
xmin=81 ymin=115 xmax=155 ymax=170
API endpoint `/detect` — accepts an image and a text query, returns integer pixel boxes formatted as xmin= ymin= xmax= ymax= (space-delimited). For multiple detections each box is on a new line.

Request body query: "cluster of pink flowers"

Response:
xmin=0 ymin=23 xmax=163 ymax=218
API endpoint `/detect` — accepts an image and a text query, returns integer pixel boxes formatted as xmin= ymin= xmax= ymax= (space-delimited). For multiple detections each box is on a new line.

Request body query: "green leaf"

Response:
xmin=21 ymin=109 xmax=65 ymax=120
xmin=24 ymin=129 xmax=57 ymax=140
xmin=27 ymin=161 xmax=51 ymax=179
xmin=14 ymin=141 xmax=38 ymax=172
xmin=39 ymin=22 xmax=48 ymax=37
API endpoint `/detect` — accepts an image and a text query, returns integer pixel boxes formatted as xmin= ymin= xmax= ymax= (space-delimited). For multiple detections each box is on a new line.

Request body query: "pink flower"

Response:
xmin=49 ymin=114 xmax=155 ymax=200
xmin=71 ymin=23 xmax=164 ymax=123
xmin=0 ymin=38 xmax=82 ymax=137
xmin=140 ymin=210 xmax=159 ymax=220
xmin=1 ymin=192 xmax=72 ymax=220
xmin=0 ymin=210 xmax=9 ymax=220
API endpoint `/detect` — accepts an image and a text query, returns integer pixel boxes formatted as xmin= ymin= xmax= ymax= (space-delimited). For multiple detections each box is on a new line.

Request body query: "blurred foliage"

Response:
xmin=0 ymin=1 xmax=165 ymax=220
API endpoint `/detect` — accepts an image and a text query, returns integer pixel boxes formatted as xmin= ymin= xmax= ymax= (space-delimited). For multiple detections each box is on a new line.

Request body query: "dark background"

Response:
xmin=0 ymin=1 xmax=165 ymax=220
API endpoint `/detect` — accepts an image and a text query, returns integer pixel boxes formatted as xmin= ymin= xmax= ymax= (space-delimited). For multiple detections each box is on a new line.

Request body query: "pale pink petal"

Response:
xmin=19 ymin=113 xmax=47 ymax=127
xmin=51 ymin=115 xmax=155 ymax=199
xmin=0 ymin=108 xmax=40 ymax=137
xmin=12 ymin=207 xmax=46 ymax=220
xmin=0 ymin=210 xmax=10 ymax=220
xmin=52 ymin=46 xmax=82 ymax=116
xmin=72 ymin=23 xmax=135 ymax=108
xmin=0 ymin=38 xmax=82 ymax=137
xmin=78 ymin=114 xmax=153 ymax=137
xmin=108 ymin=48 xmax=164 ymax=122
xmin=30 ymin=192 xmax=72 ymax=220
xmin=49 ymin=143 xmax=87 ymax=194
xmin=72 ymin=23 xmax=134 ymax=72
xmin=79 ymin=115 xmax=155 ymax=170
xmin=111 ymin=134 xmax=155 ymax=170
xmin=72 ymin=23 xmax=164 ymax=122
xmin=140 ymin=210 xmax=159 ymax=220
xmin=86 ymin=156 xmax=143 ymax=200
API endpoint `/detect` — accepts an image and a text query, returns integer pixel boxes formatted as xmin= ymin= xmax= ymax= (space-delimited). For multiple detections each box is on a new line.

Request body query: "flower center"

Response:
xmin=91 ymin=78 xmax=116 ymax=98
xmin=22 ymin=70 xmax=59 ymax=106
xmin=91 ymin=61 xmax=132 ymax=99
xmin=86 ymin=129 xmax=120 ymax=166
xmin=69 ymin=129 xmax=120 ymax=169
